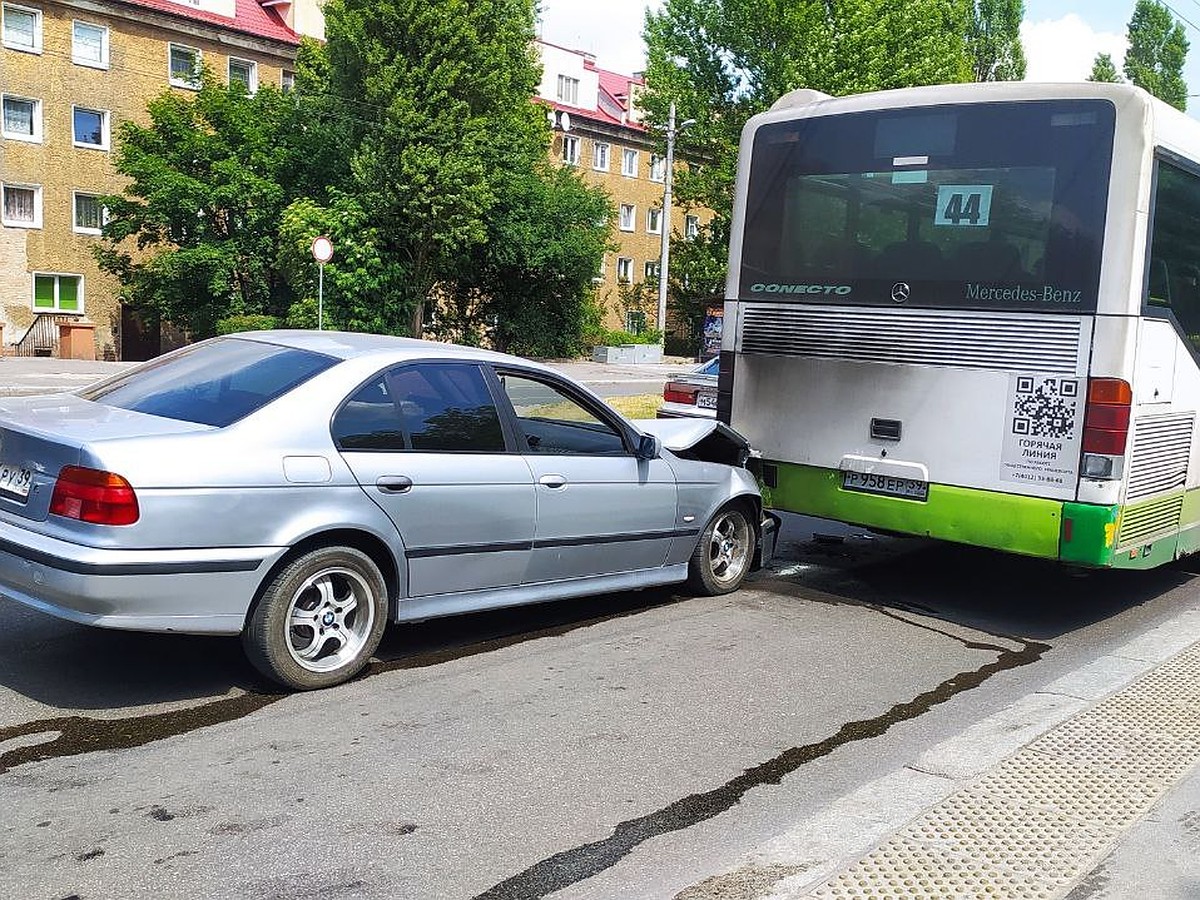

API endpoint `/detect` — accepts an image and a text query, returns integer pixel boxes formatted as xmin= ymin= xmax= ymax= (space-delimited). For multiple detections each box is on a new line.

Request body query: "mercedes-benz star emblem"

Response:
xmin=891 ymin=282 xmax=911 ymax=304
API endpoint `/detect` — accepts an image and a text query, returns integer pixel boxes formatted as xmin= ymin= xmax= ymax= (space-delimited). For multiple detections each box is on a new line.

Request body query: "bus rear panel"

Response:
xmin=724 ymin=92 xmax=1149 ymax=567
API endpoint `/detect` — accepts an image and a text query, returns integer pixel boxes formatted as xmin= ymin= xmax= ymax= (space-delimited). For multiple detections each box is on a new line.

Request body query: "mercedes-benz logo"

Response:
xmin=891 ymin=282 xmax=911 ymax=304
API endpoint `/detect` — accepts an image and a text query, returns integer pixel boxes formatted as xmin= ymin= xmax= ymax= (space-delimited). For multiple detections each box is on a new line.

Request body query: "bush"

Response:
xmin=592 ymin=328 xmax=663 ymax=346
xmin=215 ymin=314 xmax=280 ymax=335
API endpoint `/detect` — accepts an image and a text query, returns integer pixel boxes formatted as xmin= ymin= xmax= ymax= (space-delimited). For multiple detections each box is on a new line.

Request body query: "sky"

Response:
xmin=538 ymin=1 xmax=1200 ymax=108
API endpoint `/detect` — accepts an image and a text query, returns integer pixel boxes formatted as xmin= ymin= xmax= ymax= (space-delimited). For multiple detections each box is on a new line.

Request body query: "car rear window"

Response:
xmin=79 ymin=337 xmax=338 ymax=427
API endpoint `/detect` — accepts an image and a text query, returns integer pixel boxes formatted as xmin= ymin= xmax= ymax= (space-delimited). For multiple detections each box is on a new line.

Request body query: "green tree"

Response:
xmin=436 ymin=164 xmax=613 ymax=357
xmin=1089 ymin=52 xmax=1123 ymax=83
xmin=967 ymin=0 xmax=1026 ymax=81
xmin=319 ymin=0 xmax=549 ymax=337
xmin=640 ymin=0 xmax=974 ymax=340
xmin=1124 ymin=0 xmax=1189 ymax=110
xmin=95 ymin=75 xmax=313 ymax=338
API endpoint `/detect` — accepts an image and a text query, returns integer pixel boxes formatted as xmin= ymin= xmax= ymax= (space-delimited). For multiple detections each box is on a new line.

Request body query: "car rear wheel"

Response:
xmin=687 ymin=504 xmax=754 ymax=596
xmin=243 ymin=546 xmax=388 ymax=690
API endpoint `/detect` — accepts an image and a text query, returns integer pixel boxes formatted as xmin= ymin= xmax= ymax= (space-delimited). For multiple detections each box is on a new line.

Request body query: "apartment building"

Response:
xmin=534 ymin=40 xmax=710 ymax=334
xmin=0 ymin=0 xmax=315 ymax=359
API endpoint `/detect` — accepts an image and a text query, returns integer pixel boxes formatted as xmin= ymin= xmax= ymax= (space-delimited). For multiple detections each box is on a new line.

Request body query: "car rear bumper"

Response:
xmin=0 ymin=519 xmax=284 ymax=634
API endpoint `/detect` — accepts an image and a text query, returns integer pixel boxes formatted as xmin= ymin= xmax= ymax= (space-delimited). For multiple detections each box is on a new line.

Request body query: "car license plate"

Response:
xmin=696 ymin=391 xmax=717 ymax=410
xmin=842 ymin=470 xmax=928 ymax=501
xmin=0 ymin=462 xmax=33 ymax=500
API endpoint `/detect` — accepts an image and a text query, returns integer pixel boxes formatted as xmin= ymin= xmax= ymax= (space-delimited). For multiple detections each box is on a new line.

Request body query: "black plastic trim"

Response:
xmin=0 ymin=536 xmax=262 ymax=576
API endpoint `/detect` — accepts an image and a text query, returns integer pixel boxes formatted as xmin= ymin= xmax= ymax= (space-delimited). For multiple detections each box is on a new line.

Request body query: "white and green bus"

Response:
xmin=721 ymin=81 xmax=1200 ymax=569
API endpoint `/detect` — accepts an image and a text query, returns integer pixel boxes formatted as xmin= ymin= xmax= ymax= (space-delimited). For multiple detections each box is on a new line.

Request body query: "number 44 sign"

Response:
xmin=934 ymin=184 xmax=994 ymax=227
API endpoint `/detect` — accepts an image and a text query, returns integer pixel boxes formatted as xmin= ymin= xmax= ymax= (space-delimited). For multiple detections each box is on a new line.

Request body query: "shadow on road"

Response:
xmin=0 ymin=587 xmax=685 ymax=713
xmin=0 ymin=513 xmax=1194 ymax=713
xmin=762 ymin=512 xmax=1195 ymax=641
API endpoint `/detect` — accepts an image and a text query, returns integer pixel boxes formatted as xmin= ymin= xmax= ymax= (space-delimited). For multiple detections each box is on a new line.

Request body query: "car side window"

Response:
xmin=499 ymin=373 xmax=627 ymax=456
xmin=332 ymin=364 xmax=505 ymax=453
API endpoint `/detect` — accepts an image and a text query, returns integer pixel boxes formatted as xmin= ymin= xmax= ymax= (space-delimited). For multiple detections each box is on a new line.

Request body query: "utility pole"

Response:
xmin=657 ymin=102 xmax=693 ymax=347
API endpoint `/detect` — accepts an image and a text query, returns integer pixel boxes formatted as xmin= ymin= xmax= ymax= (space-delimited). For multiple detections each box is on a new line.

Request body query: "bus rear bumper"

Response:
xmin=765 ymin=461 xmax=1122 ymax=565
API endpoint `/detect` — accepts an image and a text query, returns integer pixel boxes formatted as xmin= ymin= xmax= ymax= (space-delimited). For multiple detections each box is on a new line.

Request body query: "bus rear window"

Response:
xmin=79 ymin=338 xmax=338 ymax=427
xmin=740 ymin=100 xmax=1115 ymax=312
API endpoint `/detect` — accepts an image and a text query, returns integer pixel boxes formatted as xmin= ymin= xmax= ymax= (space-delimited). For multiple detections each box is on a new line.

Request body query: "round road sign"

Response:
xmin=311 ymin=235 xmax=334 ymax=264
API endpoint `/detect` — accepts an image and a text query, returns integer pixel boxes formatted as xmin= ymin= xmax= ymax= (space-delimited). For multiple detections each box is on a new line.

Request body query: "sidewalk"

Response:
xmin=0 ymin=354 xmax=686 ymax=397
xmin=671 ymin=607 xmax=1200 ymax=900
xmin=0 ymin=357 xmax=130 ymax=397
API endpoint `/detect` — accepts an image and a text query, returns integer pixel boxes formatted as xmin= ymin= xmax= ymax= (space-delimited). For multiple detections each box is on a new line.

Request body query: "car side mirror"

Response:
xmin=636 ymin=433 xmax=661 ymax=460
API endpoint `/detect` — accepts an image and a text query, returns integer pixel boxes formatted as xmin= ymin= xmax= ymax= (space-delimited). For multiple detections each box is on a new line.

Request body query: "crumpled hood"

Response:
xmin=632 ymin=418 xmax=752 ymax=458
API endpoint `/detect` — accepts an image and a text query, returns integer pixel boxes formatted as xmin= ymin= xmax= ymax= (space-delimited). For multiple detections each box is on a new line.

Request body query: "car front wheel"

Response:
xmin=687 ymin=504 xmax=754 ymax=596
xmin=243 ymin=546 xmax=389 ymax=690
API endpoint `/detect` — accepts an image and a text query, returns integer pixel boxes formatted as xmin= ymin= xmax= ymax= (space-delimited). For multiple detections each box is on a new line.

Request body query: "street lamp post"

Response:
xmin=657 ymin=102 xmax=694 ymax=348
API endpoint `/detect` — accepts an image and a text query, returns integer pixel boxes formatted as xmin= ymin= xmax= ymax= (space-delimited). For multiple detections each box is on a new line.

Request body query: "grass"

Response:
xmin=602 ymin=393 xmax=661 ymax=419
xmin=519 ymin=392 xmax=661 ymax=422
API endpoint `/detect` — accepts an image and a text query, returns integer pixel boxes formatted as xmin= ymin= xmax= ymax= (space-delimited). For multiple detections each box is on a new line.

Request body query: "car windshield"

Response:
xmin=79 ymin=337 xmax=338 ymax=427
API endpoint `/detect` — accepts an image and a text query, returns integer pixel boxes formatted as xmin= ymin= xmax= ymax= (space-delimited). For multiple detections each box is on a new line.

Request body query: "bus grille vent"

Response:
xmin=740 ymin=305 xmax=1081 ymax=374
xmin=1126 ymin=414 xmax=1194 ymax=502
xmin=1117 ymin=495 xmax=1184 ymax=548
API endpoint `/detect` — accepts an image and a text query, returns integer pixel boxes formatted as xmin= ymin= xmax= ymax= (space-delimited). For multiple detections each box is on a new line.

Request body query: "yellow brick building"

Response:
xmin=0 ymin=0 xmax=314 ymax=358
xmin=535 ymin=40 xmax=712 ymax=335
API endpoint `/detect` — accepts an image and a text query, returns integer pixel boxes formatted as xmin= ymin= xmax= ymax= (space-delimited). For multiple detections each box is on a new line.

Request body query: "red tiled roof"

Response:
xmin=112 ymin=0 xmax=300 ymax=45
xmin=596 ymin=67 xmax=643 ymax=102
xmin=540 ymin=98 xmax=642 ymax=131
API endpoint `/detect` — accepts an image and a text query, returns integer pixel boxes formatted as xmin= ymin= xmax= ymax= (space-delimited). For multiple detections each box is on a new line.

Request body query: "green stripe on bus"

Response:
xmin=767 ymin=462 xmax=1064 ymax=559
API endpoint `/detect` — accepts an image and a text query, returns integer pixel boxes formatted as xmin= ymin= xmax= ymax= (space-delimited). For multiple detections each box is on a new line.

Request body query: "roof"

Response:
xmin=237 ymin=330 xmax=549 ymax=369
xmin=542 ymin=65 xmax=647 ymax=131
xmin=111 ymin=0 xmax=300 ymax=45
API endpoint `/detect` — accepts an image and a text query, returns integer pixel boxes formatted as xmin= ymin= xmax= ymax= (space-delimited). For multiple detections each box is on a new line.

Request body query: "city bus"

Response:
xmin=720 ymin=81 xmax=1200 ymax=570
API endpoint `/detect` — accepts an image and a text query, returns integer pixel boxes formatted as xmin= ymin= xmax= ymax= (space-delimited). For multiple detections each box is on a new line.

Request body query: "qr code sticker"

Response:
xmin=1012 ymin=377 xmax=1078 ymax=439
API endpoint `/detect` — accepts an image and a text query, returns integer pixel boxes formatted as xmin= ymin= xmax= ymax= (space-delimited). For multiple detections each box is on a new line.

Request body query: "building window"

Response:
xmin=616 ymin=257 xmax=633 ymax=283
xmin=596 ymin=256 xmax=605 ymax=280
xmin=2 ymin=95 xmax=40 ymax=142
xmin=169 ymin=44 xmax=201 ymax=89
xmin=685 ymin=214 xmax=700 ymax=240
xmin=72 ymin=106 xmax=109 ymax=149
xmin=619 ymin=203 xmax=636 ymax=231
xmin=281 ymin=70 xmax=295 ymax=93
xmin=556 ymin=75 xmax=579 ymax=106
xmin=2 ymin=4 xmax=40 ymax=53
xmin=644 ymin=261 xmax=660 ymax=280
xmin=73 ymin=192 xmax=105 ymax=234
xmin=625 ymin=309 xmax=647 ymax=334
xmin=2 ymin=183 xmax=40 ymax=228
xmin=72 ymin=21 xmax=108 ymax=68
xmin=561 ymin=135 xmax=579 ymax=166
xmin=650 ymin=154 xmax=666 ymax=183
xmin=32 ymin=273 xmax=82 ymax=313
xmin=228 ymin=58 xmax=257 ymax=92
xmin=593 ymin=141 xmax=610 ymax=172
xmin=622 ymin=148 xmax=638 ymax=177
xmin=647 ymin=207 xmax=662 ymax=234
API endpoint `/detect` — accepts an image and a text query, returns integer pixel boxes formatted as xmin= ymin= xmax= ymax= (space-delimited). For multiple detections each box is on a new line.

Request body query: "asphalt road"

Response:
xmin=2 ymin=514 xmax=1199 ymax=900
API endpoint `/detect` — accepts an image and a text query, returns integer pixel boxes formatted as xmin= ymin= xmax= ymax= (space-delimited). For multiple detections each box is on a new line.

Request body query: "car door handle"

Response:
xmin=539 ymin=474 xmax=568 ymax=490
xmin=376 ymin=475 xmax=414 ymax=494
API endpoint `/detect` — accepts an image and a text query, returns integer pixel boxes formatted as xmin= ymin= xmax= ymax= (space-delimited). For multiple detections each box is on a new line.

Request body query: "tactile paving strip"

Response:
xmin=804 ymin=640 xmax=1200 ymax=899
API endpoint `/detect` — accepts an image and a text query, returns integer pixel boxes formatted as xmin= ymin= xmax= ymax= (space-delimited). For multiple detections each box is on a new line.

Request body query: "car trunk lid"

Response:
xmin=0 ymin=393 xmax=208 ymax=522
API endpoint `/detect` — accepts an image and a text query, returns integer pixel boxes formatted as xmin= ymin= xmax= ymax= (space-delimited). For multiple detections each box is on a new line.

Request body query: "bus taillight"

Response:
xmin=1082 ymin=378 xmax=1133 ymax=478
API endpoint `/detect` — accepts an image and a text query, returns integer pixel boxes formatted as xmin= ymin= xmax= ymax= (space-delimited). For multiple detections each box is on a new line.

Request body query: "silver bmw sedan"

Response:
xmin=0 ymin=331 xmax=769 ymax=689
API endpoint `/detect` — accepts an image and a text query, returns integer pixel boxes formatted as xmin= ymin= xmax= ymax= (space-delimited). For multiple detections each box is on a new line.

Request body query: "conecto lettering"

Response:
xmin=749 ymin=283 xmax=853 ymax=295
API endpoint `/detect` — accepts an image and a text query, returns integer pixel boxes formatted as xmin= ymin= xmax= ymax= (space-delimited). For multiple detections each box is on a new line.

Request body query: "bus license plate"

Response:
xmin=696 ymin=391 xmax=717 ymax=410
xmin=0 ymin=463 xmax=33 ymax=500
xmin=842 ymin=470 xmax=928 ymax=501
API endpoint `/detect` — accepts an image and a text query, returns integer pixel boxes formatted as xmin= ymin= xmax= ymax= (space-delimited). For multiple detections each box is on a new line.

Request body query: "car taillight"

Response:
xmin=1081 ymin=378 xmax=1132 ymax=479
xmin=664 ymin=381 xmax=698 ymax=405
xmin=49 ymin=466 xmax=139 ymax=525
